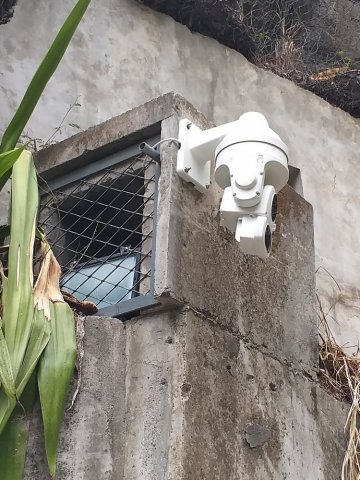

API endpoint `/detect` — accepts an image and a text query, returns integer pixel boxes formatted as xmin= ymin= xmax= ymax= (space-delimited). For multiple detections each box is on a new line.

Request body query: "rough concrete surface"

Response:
xmin=123 ymin=311 xmax=178 ymax=480
xmin=24 ymin=311 xmax=348 ymax=480
xmin=156 ymin=103 xmax=318 ymax=374
xmin=25 ymin=317 xmax=127 ymax=479
xmin=177 ymin=309 xmax=347 ymax=480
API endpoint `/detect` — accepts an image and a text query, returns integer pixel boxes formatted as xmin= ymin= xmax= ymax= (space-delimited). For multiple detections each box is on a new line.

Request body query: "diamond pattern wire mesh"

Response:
xmin=38 ymin=153 xmax=157 ymax=314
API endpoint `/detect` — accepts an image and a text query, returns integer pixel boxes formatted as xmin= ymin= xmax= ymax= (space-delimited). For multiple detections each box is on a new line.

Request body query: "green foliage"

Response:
xmin=0 ymin=148 xmax=25 ymax=178
xmin=0 ymin=0 xmax=91 ymax=478
xmin=336 ymin=51 xmax=352 ymax=68
xmin=0 ymin=374 xmax=38 ymax=480
xmin=38 ymin=301 xmax=77 ymax=477
xmin=255 ymin=31 xmax=272 ymax=42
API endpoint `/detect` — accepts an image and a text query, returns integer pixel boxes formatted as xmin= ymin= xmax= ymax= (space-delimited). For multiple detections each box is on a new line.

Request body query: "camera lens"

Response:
xmin=271 ymin=194 xmax=278 ymax=222
xmin=265 ymin=225 xmax=272 ymax=253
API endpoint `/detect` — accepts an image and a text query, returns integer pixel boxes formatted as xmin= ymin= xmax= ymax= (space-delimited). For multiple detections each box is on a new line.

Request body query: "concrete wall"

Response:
xmin=25 ymin=313 xmax=347 ymax=480
xmin=0 ymin=1 xmax=359 ymax=342
xmin=24 ymin=95 xmax=348 ymax=479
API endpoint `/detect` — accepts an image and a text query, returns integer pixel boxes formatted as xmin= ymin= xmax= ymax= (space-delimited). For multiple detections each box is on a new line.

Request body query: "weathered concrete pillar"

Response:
xmin=25 ymin=94 xmax=348 ymax=479
xmin=25 ymin=317 xmax=127 ymax=479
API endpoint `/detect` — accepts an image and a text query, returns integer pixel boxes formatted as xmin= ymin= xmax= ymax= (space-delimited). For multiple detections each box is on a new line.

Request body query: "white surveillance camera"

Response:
xmin=176 ymin=112 xmax=289 ymax=259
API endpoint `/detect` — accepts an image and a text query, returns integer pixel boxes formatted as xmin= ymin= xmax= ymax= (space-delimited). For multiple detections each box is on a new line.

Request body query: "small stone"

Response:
xmin=181 ymin=382 xmax=192 ymax=398
xmin=245 ymin=424 xmax=271 ymax=448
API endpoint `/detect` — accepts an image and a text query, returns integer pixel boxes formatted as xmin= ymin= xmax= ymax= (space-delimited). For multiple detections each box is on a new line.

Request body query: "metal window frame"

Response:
xmin=40 ymin=135 xmax=161 ymax=318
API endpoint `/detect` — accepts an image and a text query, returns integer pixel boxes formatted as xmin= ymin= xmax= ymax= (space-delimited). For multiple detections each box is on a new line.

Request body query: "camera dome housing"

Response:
xmin=215 ymin=112 xmax=288 ymax=195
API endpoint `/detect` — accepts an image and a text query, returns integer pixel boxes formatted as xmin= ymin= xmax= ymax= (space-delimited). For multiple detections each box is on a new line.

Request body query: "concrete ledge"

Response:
xmin=34 ymin=92 xmax=205 ymax=181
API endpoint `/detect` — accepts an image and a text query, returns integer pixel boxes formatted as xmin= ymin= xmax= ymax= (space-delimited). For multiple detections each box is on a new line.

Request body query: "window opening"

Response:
xmin=38 ymin=139 xmax=159 ymax=317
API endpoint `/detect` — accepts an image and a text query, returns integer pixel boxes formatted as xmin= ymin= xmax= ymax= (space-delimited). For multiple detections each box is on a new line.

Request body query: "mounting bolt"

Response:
xmin=256 ymin=191 xmax=260 ymax=196
xmin=184 ymin=167 xmax=191 ymax=173
xmin=233 ymin=192 xmax=237 ymax=197
xmin=186 ymin=122 xmax=192 ymax=130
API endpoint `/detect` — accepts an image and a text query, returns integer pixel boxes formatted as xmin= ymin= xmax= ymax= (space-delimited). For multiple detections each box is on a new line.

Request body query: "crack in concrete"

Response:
xmin=182 ymin=303 xmax=319 ymax=384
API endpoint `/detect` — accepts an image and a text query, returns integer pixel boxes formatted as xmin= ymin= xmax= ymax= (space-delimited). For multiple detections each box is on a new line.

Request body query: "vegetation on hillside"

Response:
xmin=138 ymin=0 xmax=360 ymax=117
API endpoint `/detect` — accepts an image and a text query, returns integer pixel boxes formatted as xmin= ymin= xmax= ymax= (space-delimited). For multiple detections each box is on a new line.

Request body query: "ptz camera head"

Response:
xmin=214 ymin=112 xmax=288 ymax=199
xmin=176 ymin=112 xmax=289 ymax=259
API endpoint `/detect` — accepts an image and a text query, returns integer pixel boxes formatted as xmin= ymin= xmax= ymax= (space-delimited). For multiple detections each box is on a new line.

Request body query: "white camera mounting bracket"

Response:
xmin=177 ymin=118 xmax=237 ymax=193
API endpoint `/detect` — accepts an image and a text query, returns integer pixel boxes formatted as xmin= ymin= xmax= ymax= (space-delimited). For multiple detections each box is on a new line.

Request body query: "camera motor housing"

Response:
xmin=220 ymin=184 xmax=278 ymax=258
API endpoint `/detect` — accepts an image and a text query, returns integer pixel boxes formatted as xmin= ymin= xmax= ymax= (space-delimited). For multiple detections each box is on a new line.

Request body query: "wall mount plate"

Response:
xmin=176 ymin=118 xmax=211 ymax=194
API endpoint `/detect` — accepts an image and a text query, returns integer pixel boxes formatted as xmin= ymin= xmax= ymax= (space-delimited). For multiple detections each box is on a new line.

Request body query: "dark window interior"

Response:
xmin=51 ymin=169 xmax=145 ymax=270
xmin=38 ymin=154 xmax=156 ymax=311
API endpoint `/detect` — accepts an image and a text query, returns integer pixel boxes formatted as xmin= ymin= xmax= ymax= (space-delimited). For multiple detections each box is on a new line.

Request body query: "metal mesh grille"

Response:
xmin=39 ymin=153 xmax=158 ymax=315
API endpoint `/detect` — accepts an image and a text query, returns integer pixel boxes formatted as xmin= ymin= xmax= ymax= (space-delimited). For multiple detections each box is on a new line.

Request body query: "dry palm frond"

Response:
xmin=319 ymin=313 xmax=360 ymax=480
xmin=310 ymin=66 xmax=350 ymax=81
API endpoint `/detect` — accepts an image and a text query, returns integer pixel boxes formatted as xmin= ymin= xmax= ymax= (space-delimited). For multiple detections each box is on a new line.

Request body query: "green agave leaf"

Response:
xmin=0 ymin=390 xmax=16 ymax=436
xmin=0 ymin=323 xmax=16 ymax=401
xmin=0 ymin=373 xmax=38 ymax=479
xmin=3 ymin=151 xmax=38 ymax=379
xmin=16 ymin=308 xmax=51 ymax=395
xmin=0 ymin=148 xmax=24 ymax=179
xmin=0 ymin=0 xmax=91 ymax=475
xmin=0 ymin=306 xmax=51 ymax=437
xmin=38 ymin=301 xmax=76 ymax=478
xmin=0 ymin=267 xmax=8 ymax=325
xmin=0 ymin=0 xmax=91 ymax=155
xmin=0 ymin=410 xmax=28 ymax=479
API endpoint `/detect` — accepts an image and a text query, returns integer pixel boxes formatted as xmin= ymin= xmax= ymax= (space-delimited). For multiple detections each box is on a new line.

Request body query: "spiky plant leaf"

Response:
xmin=0 ymin=373 xmax=38 ymax=480
xmin=2 ymin=151 xmax=38 ymax=379
xmin=0 ymin=410 xmax=29 ymax=480
xmin=37 ymin=248 xmax=76 ymax=478
xmin=16 ymin=309 xmax=51 ymax=395
xmin=0 ymin=322 xmax=16 ymax=401
xmin=0 ymin=0 xmax=92 ymax=476
xmin=0 ymin=148 xmax=24 ymax=178
xmin=38 ymin=302 xmax=76 ymax=478
xmin=0 ymin=390 xmax=16 ymax=436
xmin=0 ymin=309 xmax=50 ymax=436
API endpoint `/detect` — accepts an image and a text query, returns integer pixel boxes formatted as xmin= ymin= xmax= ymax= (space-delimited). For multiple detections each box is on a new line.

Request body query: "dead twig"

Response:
xmin=68 ymin=315 xmax=85 ymax=410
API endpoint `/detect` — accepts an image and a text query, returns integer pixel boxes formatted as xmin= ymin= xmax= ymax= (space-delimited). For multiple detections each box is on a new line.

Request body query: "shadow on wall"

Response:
xmin=288 ymin=165 xmax=303 ymax=196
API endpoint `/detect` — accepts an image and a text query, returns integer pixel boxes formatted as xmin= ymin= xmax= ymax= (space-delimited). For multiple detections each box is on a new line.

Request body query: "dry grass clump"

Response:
xmin=319 ymin=317 xmax=360 ymax=480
